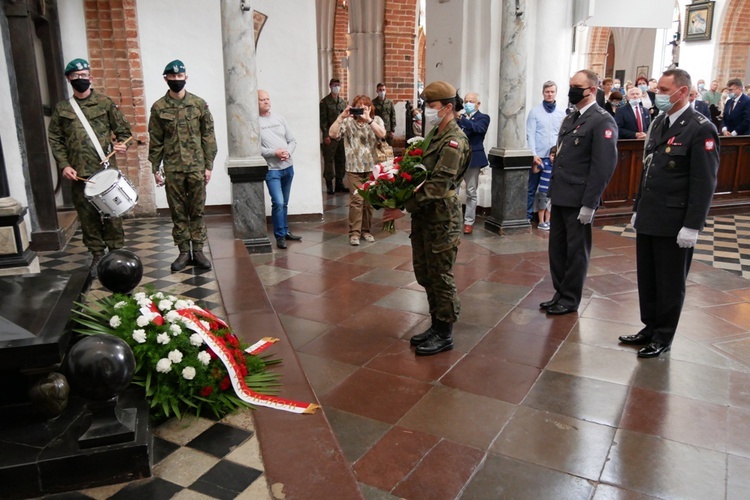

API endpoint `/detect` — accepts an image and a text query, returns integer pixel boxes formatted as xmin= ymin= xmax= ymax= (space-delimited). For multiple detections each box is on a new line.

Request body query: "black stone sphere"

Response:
xmin=97 ymin=249 xmax=143 ymax=294
xmin=65 ymin=334 xmax=135 ymax=401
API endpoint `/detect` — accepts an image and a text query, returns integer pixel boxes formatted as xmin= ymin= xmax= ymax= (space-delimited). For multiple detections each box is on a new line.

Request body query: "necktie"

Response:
xmin=572 ymin=110 xmax=581 ymax=122
xmin=635 ymin=106 xmax=643 ymax=133
xmin=662 ymin=116 xmax=671 ymax=139
xmin=732 ymin=98 xmax=737 ymax=114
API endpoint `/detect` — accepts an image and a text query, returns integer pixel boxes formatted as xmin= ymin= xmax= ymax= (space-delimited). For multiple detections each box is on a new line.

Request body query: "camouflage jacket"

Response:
xmin=320 ymin=93 xmax=347 ymax=139
xmin=148 ymin=92 xmax=217 ymax=173
xmin=373 ymin=97 xmax=396 ymax=133
xmin=48 ymin=90 xmax=132 ymax=176
xmin=404 ymin=120 xmax=470 ymax=213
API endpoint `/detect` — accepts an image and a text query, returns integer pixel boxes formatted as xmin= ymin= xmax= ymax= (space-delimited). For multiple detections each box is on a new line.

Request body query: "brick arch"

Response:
xmin=586 ymin=27 xmax=612 ymax=78
xmin=715 ymin=0 xmax=750 ymax=84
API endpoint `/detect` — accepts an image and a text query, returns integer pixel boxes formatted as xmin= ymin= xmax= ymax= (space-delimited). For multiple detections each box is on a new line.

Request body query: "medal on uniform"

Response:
xmin=574 ymin=138 xmax=580 ymax=145
xmin=665 ymin=146 xmax=671 ymax=153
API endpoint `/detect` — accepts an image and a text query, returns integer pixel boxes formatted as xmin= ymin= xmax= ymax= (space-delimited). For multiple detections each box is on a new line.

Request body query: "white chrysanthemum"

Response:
xmin=407 ymin=136 xmax=424 ymax=144
xmin=165 ymin=310 xmax=181 ymax=323
xmin=114 ymin=301 xmax=127 ymax=310
xmin=168 ymin=349 xmax=183 ymax=363
xmin=168 ymin=295 xmax=178 ymax=302
xmin=156 ymin=333 xmax=170 ymax=345
xmin=132 ymin=329 xmax=147 ymax=343
xmin=153 ymin=292 xmax=165 ymax=299
xmin=197 ymin=351 xmax=211 ymax=365
xmin=190 ymin=333 xmax=203 ymax=347
xmin=133 ymin=292 xmax=146 ymax=301
xmin=109 ymin=315 xmax=121 ymax=328
xmin=158 ymin=299 xmax=174 ymax=311
xmin=182 ymin=366 xmax=196 ymax=380
xmin=185 ymin=299 xmax=195 ymax=307
xmin=136 ymin=315 xmax=150 ymax=327
xmin=174 ymin=299 xmax=190 ymax=310
xmin=156 ymin=358 xmax=172 ymax=373
xmin=169 ymin=324 xmax=182 ymax=336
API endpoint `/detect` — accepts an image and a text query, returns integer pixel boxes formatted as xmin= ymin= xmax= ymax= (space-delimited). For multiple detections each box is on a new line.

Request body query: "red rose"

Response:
xmin=225 ymin=335 xmax=239 ymax=348
xmin=209 ymin=321 xmax=220 ymax=331
xmin=394 ymin=156 xmax=403 ymax=163
xmin=200 ymin=386 xmax=213 ymax=397
xmin=220 ymin=376 xmax=231 ymax=390
xmin=408 ymin=148 xmax=423 ymax=156
xmin=207 ymin=348 xmax=218 ymax=360
xmin=369 ymin=173 xmax=375 ymax=181
xmin=400 ymin=172 xmax=413 ymax=181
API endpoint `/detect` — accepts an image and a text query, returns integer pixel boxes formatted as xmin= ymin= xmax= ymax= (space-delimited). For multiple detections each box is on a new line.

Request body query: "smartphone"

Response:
xmin=350 ymin=108 xmax=364 ymax=116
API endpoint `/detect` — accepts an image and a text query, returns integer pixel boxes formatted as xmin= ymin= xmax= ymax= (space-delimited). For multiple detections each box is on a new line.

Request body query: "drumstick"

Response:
xmin=75 ymin=176 xmax=95 ymax=184
xmin=100 ymin=136 xmax=134 ymax=164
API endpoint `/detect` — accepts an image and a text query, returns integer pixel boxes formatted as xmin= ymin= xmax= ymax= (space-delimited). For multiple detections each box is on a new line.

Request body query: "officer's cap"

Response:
xmin=163 ymin=60 xmax=186 ymax=75
xmin=421 ymin=81 xmax=457 ymax=103
xmin=64 ymin=58 xmax=90 ymax=76
xmin=329 ymin=78 xmax=341 ymax=86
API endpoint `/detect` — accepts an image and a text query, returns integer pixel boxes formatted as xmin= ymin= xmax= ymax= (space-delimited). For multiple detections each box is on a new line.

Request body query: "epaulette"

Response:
xmin=693 ymin=113 xmax=708 ymax=124
xmin=597 ymin=108 xmax=608 ymax=115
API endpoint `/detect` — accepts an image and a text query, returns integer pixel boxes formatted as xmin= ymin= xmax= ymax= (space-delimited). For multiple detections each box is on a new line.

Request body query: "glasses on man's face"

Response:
xmin=69 ymin=73 xmax=90 ymax=80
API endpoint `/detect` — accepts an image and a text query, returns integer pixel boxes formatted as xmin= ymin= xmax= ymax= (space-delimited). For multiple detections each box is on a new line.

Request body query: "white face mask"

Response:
xmin=331 ymin=85 xmax=341 ymax=94
xmin=377 ymin=91 xmax=386 ymax=99
xmin=424 ymin=107 xmax=443 ymax=126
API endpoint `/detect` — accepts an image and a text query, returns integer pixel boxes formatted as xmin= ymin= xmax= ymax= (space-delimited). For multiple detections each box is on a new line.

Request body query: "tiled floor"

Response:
xmin=38 ymin=196 xmax=750 ymax=499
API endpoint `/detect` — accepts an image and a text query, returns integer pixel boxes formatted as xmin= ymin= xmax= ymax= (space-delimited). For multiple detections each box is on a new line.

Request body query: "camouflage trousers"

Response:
xmin=322 ymin=139 xmax=346 ymax=182
xmin=165 ymin=171 xmax=207 ymax=252
xmin=410 ymin=195 xmax=462 ymax=323
xmin=71 ymin=180 xmax=124 ymax=255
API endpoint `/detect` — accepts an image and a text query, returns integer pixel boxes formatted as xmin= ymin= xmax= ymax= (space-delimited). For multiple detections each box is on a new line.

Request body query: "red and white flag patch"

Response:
xmin=604 ymin=129 xmax=613 ymax=139
xmin=449 ymin=140 xmax=459 ymax=148
xmin=705 ymin=139 xmax=715 ymax=151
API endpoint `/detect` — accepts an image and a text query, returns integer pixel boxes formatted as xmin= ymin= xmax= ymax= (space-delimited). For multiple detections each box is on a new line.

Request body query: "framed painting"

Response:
xmin=636 ymin=66 xmax=649 ymax=80
xmin=684 ymin=1 xmax=715 ymax=42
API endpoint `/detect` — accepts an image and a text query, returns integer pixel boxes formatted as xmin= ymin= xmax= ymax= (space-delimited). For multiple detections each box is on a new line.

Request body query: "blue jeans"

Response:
xmin=265 ymin=166 xmax=294 ymax=239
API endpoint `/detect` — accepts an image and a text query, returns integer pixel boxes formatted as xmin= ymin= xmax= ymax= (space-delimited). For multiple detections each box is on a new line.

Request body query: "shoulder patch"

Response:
xmin=604 ymin=129 xmax=614 ymax=139
xmin=705 ymin=139 xmax=715 ymax=151
xmin=449 ymin=140 xmax=459 ymax=148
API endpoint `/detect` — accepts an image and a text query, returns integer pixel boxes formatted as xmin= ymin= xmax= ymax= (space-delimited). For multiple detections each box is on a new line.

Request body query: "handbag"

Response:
xmin=375 ymin=139 xmax=394 ymax=164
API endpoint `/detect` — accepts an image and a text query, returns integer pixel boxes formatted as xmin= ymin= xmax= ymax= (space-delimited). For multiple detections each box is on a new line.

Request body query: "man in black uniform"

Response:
xmin=541 ymin=69 xmax=618 ymax=315
xmin=619 ymin=69 xmax=719 ymax=358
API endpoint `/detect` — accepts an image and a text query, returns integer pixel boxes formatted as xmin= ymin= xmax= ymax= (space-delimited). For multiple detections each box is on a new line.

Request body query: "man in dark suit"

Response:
xmin=615 ymin=87 xmax=651 ymax=139
xmin=540 ymin=69 xmax=619 ymax=315
xmin=619 ymin=69 xmax=719 ymax=358
xmin=689 ymin=86 xmax=711 ymax=119
xmin=721 ymin=78 xmax=750 ymax=136
xmin=456 ymin=92 xmax=490 ymax=234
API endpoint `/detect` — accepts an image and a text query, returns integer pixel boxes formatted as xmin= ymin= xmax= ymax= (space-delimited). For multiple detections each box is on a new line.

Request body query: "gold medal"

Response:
xmin=665 ymin=146 xmax=671 ymax=153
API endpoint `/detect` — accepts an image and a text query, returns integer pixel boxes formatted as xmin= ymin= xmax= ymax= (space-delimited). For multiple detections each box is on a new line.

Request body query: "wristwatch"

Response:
xmin=368 ymin=119 xmax=374 ymax=124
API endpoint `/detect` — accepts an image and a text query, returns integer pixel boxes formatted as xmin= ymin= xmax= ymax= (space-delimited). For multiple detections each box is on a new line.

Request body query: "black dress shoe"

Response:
xmin=326 ymin=180 xmax=334 ymax=194
xmin=539 ymin=299 xmax=557 ymax=309
xmin=638 ymin=342 xmax=671 ymax=358
xmin=285 ymin=232 xmax=302 ymax=241
xmin=276 ymin=238 xmax=287 ymax=249
xmin=415 ymin=335 xmax=453 ymax=356
xmin=546 ymin=304 xmax=575 ymax=315
xmin=171 ymin=251 xmax=191 ymax=272
xmin=619 ymin=332 xmax=651 ymax=345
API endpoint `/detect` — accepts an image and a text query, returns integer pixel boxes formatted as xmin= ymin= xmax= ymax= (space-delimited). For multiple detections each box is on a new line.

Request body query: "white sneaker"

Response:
xmin=362 ymin=233 xmax=375 ymax=242
xmin=538 ymin=222 xmax=550 ymax=231
xmin=349 ymin=236 xmax=360 ymax=246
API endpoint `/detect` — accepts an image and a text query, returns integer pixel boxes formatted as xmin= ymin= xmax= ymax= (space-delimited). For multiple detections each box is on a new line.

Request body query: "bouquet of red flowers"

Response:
xmin=357 ymin=136 xmax=429 ymax=232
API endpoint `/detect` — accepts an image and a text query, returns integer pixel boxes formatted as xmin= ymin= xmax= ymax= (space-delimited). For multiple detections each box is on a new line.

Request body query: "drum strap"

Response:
xmin=68 ymin=97 xmax=107 ymax=164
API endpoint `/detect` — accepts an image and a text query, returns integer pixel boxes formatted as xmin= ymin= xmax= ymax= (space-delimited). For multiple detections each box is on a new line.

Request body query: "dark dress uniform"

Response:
xmin=547 ymin=104 xmax=618 ymax=311
xmin=320 ymin=93 xmax=347 ymax=191
xmin=632 ymin=106 xmax=719 ymax=347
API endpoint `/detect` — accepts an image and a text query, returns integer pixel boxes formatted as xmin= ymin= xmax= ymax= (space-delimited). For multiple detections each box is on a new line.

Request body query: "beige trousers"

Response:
xmin=346 ymin=171 xmax=373 ymax=237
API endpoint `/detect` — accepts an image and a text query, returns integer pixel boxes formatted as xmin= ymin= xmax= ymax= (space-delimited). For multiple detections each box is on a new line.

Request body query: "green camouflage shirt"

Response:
xmin=48 ymin=90 xmax=132 ymax=176
xmin=148 ymin=92 xmax=217 ymax=173
xmin=320 ymin=93 xmax=347 ymax=138
xmin=373 ymin=97 xmax=396 ymax=133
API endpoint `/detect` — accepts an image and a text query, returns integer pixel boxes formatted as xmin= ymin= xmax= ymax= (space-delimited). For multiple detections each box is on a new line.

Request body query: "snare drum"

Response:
xmin=84 ymin=169 xmax=138 ymax=218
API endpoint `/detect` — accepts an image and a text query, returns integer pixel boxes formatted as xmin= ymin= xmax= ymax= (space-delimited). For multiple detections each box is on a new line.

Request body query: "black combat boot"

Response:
xmin=335 ymin=179 xmax=348 ymax=192
xmin=192 ymin=250 xmax=212 ymax=270
xmin=171 ymin=251 xmax=190 ymax=272
xmin=326 ymin=180 xmax=334 ymax=194
xmin=415 ymin=319 xmax=454 ymax=356
xmin=90 ymin=253 xmax=104 ymax=279
xmin=410 ymin=314 xmax=436 ymax=346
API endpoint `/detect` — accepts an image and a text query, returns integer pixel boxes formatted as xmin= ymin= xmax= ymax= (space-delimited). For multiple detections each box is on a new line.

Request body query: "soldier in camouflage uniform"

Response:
xmin=48 ymin=58 xmax=132 ymax=276
xmin=148 ymin=60 xmax=217 ymax=272
xmin=383 ymin=81 xmax=471 ymax=356
xmin=320 ymin=78 xmax=347 ymax=194
xmin=373 ymin=83 xmax=397 ymax=145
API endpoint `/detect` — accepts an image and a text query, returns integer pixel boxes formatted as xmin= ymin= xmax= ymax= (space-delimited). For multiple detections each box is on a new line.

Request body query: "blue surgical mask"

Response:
xmin=629 ymin=99 xmax=640 ymax=107
xmin=728 ymin=92 xmax=736 ymax=99
xmin=654 ymin=89 xmax=681 ymax=112
xmin=639 ymin=84 xmax=648 ymax=92
xmin=698 ymin=83 xmax=705 ymax=91
xmin=414 ymin=113 xmax=421 ymax=121
xmin=464 ymin=103 xmax=475 ymax=114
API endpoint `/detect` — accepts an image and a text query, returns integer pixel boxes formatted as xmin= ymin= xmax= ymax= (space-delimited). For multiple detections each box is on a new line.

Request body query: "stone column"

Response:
xmin=220 ymin=0 xmax=271 ymax=254
xmin=486 ymin=0 xmax=533 ymax=234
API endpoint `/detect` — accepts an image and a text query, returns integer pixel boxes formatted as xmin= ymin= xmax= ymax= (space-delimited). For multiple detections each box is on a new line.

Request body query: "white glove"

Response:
xmin=676 ymin=227 xmax=699 ymax=248
xmin=577 ymin=206 xmax=595 ymax=225
xmin=630 ymin=212 xmax=636 ymax=227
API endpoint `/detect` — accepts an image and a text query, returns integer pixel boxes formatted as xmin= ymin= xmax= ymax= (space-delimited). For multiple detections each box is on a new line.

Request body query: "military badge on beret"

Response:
xmin=163 ymin=59 xmax=186 ymax=75
xmin=64 ymin=58 xmax=90 ymax=76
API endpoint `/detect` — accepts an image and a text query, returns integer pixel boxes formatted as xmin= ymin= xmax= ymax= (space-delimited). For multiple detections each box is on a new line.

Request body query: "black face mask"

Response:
xmin=167 ymin=80 xmax=186 ymax=93
xmin=568 ymin=86 xmax=588 ymax=105
xmin=70 ymin=79 xmax=91 ymax=93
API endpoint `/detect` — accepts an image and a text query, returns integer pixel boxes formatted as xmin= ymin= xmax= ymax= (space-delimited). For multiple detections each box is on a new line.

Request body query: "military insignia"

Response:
xmin=705 ymin=139 xmax=715 ymax=151
xmin=173 ymin=65 xmax=179 ymax=73
xmin=665 ymin=147 xmax=671 ymax=153
xmin=574 ymin=138 xmax=580 ymax=146
xmin=667 ymin=136 xmax=675 ymax=145
xmin=76 ymin=62 xmax=82 ymax=69
xmin=604 ymin=129 xmax=613 ymax=139
xmin=449 ymin=140 xmax=459 ymax=148
xmin=680 ymin=120 xmax=686 ymax=125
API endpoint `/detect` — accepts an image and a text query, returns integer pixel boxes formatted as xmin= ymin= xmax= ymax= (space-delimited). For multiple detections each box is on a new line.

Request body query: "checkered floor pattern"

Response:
xmin=38 ymin=217 xmax=270 ymax=500
xmin=602 ymin=214 xmax=750 ymax=278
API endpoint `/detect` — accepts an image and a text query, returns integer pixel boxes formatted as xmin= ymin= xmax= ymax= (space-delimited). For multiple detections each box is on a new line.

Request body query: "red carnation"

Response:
xmin=400 ymin=172 xmax=413 ymax=181
xmin=200 ymin=386 xmax=213 ymax=397
xmin=209 ymin=321 xmax=220 ymax=331
xmin=225 ymin=335 xmax=240 ymax=348
xmin=220 ymin=376 xmax=231 ymax=390
xmin=207 ymin=348 xmax=218 ymax=360
xmin=408 ymin=148 xmax=423 ymax=156
xmin=394 ymin=156 xmax=403 ymax=163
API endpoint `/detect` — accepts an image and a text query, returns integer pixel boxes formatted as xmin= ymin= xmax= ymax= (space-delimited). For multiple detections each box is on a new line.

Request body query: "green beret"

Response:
xmin=163 ymin=59 xmax=186 ymax=75
xmin=421 ymin=81 xmax=457 ymax=102
xmin=64 ymin=58 xmax=90 ymax=76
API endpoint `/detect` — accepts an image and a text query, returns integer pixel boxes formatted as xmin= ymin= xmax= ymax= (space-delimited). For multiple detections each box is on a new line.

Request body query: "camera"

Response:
xmin=350 ymin=107 xmax=364 ymax=116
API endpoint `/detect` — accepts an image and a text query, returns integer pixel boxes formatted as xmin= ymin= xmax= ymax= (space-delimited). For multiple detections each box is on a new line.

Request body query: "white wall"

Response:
xmin=0 ymin=28 xmax=28 ymax=209
xmin=675 ymin=0 xmax=730 ymax=84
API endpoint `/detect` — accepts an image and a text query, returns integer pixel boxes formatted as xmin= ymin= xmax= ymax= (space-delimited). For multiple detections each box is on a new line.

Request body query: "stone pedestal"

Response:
xmin=227 ymin=158 xmax=272 ymax=254
xmin=485 ymin=148 xmax=532 ymax=235
xmin=0 ymin=197 xmax=39 ymax=275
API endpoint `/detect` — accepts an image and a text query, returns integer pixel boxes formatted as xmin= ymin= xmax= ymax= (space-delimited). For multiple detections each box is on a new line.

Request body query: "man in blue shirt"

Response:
xmin=525 ymin=81 xmax=566 ymax=222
